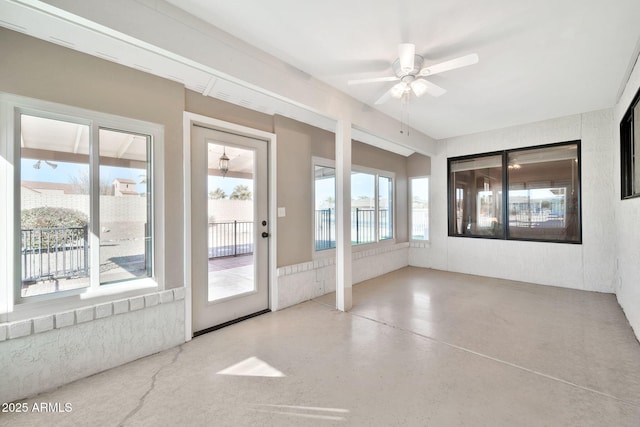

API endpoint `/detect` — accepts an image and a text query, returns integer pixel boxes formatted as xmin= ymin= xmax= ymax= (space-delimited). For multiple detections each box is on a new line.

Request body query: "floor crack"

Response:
xmin=117 ymin=344 xmax=184 ymax=426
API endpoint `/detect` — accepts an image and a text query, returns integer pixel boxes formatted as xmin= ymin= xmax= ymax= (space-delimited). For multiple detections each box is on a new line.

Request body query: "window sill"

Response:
xmin=0 ymin=285 xmax=184 ymax=342
xmin=4 ymin=278 xmax=162 ymax=323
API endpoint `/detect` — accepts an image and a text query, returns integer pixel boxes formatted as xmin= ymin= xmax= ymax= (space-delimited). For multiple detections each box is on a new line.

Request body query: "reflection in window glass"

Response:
xmin=508 ymin=144 xmax=579 ymax=242
xmin=314 ymin=165 xmax=336 ymax=250
xmin=621 ymin=89 xmax=640 ymax=198
xmin=19 ymin=114 xmax=91 ymax=297
xmin=99 ymin=129 xmax=152 ymax=284
xmin=449 ymin=155 xmax=503 ymax=238
xmin=411 ymin=177 xmax=429 ymax=240
xmin=379 ymin=176 xmax=393 ymax=240
xmin=351 ymin=172 xmax=376 ymax=244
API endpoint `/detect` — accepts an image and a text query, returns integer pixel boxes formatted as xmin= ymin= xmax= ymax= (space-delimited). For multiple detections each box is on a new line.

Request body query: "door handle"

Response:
xmin=261 ymin=232 xmax=270 ymax=238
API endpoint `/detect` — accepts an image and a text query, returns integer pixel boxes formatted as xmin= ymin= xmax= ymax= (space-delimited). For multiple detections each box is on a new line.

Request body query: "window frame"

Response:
xmin=409 ymin=176 xmax=430 ymax=242
xmin=312 ymin=157 xmax=396 ymax=254
xmin=620 ymin=85 xmax=640 ymax=199
xmin=447 ymin=140 xmax=582 ymax=244
xmin=350 ymin=165 xmax=396 ymax=247
xmin=1 ymin=93 xmax=164 ymax=319
xmin=312 ymin=157 xmax=337 ymax=254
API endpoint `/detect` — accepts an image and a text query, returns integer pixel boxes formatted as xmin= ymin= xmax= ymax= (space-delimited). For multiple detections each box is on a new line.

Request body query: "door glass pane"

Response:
xmin=351 ymin=172 xmax=376 ymax=244
xmin=99 ymin=129 xmax=152 ymax=284
xmin=411 ymin=177 xmax=429 ymax=240
xmin=19 ymin=114 xmax=90 ymax=297
xmin=314 ymin=165 xmax=336 ymax=250
xmin=207 ymin=142 xmax=255 ymax=302
xmin=378 ymin=176 xmax=393 ymax=240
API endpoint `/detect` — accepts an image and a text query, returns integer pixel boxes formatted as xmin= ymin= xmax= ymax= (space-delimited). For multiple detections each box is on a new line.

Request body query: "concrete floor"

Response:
xmin=4 ymin=267 xmax=640 ymax=426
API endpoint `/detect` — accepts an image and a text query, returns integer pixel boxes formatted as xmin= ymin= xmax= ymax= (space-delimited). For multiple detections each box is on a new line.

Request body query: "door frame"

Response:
xmin=183 ymin=112 xmax=278 ymax=341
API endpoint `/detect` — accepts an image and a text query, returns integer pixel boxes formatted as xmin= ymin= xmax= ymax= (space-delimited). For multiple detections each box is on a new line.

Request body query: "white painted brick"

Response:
xmin=284 ymin=266 xmax=291 ymax=275
xmin=173 ymin=287 xmax=186 ymax=301
xmin=33 ymin=315 xmax=54 ymax=334
xmin=129 ymin=296 xmax=145 ymax=311
xmin=75 ymin=307 xmax=94 ymax=324
xmin=0 ymin=324 xmax=7 ymax=341
xmin=159 ymin=290 xmax=174 ymax=304
xmin=95 ymin=302 xmax=113 ymax=319
xmin=113 ymin=299 xmax=129 ymax=315
xmin=145 ymin=294 xmax=159 ymax=307
xmin=8 ymin=320 xmax=32 ymax=339
xmin=55 ymin=311 xmax=75 ymax=329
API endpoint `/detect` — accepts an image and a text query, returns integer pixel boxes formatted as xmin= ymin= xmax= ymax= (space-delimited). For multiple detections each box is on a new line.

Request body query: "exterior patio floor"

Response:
xmin=208 ymin=254 xmax=254 ymax=301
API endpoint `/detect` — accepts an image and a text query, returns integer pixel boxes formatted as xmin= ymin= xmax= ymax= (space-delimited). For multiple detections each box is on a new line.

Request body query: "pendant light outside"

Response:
xmin=219 ymin=147 xmax=230 ymax=177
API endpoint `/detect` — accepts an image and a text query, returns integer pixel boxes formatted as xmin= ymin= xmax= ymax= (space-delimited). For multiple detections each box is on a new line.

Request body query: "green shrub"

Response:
xmin=21 ymin=207 xmax=88 ymax=250
xmin=21 ymin=207 xmax=88 ymax=229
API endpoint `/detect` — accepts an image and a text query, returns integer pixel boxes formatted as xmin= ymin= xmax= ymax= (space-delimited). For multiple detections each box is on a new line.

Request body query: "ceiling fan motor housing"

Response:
xmin=393 ymin=55 xmax=424 ymax=78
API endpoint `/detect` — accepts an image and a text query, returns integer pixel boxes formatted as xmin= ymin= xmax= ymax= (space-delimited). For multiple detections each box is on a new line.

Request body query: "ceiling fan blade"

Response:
xmin=348 ymin=76 xmax=400 ymax=85
xmin=398 ymin=43 xmax=415 ymax=72
xmin=419 ymin=53 xmax=479 ymax=77
xmin=375 ymin=82 xmax=406 ymax=105
xmin=411 ymin=78 xmax=446 ymax=97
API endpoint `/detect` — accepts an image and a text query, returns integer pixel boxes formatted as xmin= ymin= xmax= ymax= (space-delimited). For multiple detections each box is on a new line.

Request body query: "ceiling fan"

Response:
xmin=348 ymin=43 xmax=479 ymax=105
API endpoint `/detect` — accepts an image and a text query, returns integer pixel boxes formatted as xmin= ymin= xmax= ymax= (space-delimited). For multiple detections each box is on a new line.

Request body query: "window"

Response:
xmin=313 ymin=160 xmax=394 ymax=250
xmin=449 ymin=154 xmax=504 ymax=238
xmin=378 ymin=176 xmax=393 ymax=240
xmin=507 ymin=144 xmax=580 ymax=241
xmin=314 ymin=164 xmax=336 ymax=251
xmin=11 ymin=102 xmax=158 ymax=302
xmin=410 ymin=177 xmax=429 ymax=240
xmin=621 ymin=85 xmax=640 ymax=199
xmin=352 ymin=172 xmax=376 ymax=244
xmin=351 ymin=169 xmax=394 ymax=245
xmin=448 ymin=141 xmax=581 ymax=243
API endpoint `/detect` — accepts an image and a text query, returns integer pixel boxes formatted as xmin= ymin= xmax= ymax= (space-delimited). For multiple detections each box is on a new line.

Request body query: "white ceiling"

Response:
xmin=165 ymin=0 xmax=640 ymax=139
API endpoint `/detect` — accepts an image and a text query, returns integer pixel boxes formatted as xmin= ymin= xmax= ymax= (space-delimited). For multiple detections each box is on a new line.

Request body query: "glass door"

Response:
xmin=191 ymin=125 xmax=269 ymax=333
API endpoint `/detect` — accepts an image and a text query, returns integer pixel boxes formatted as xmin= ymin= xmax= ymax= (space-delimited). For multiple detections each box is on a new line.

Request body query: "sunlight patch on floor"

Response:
xmin=217 ymin=356 xmax=285 ymax=377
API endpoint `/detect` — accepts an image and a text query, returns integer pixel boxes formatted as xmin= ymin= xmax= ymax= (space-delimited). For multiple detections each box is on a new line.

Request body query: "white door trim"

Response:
xmin=183 ymin=112 xmax=277 ymax=342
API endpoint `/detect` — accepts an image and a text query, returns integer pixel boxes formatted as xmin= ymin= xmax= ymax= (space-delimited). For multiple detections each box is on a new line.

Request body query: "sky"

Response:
xmin=21 ymin=159 xmax=147 ymax=193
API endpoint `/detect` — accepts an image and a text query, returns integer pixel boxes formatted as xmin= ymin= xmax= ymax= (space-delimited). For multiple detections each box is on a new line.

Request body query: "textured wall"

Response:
xmin=613 ymin=54 xmax=640 ymax=341
xmin=0 ymin=290 xmax=185 ymax=403
xmin=275 ymin=243 xmax=409 ymax=309
xmin=410 ymin=110 xmax=617 ymax=294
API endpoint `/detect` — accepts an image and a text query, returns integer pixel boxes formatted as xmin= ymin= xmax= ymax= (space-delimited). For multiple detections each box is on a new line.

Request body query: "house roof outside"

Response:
xmin=113 ymin=178 xmax=137 ymax=184
xmin=21 ymin=180 xmax=80 ymax=195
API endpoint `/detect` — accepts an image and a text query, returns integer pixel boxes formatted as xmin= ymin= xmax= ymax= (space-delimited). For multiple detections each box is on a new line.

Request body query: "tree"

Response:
xmin=69 ymin=169 xmax=113 ymax=195
xmin=209 ymin=188 xmax=227 ymax=200
xmin=230 ymin=185 xmax=252 ymax=200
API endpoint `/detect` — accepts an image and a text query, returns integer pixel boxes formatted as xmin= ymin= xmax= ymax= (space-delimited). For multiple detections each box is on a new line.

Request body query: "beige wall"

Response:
xmin=0 ymin=28 xmax=185 ymax=288
xmin=274 ymin=115 xmax=335 ymax=266
xmin=407 ymin=153 xmax=431 ymax=177
xmin=185 ymin=90 xmax=273 ymax=133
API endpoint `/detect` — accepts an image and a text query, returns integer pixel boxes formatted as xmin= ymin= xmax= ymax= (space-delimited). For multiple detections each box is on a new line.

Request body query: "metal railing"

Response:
xmin=314 ymin=208 xmax=391 ymax=249
xmin=208 ymin=221 xmax=254 ymax=258
xmin=21 ymin=226 xmax=89 ymax=283
xmin=315 ymin=209 xmax=334 ymax=250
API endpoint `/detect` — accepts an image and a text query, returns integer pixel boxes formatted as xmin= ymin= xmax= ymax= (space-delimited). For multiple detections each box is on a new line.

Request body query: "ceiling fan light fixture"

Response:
xmin=390 ymin=82 xmax=407 ymax=99
xmin=410 ymin=79 xmax=429 ymax=97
